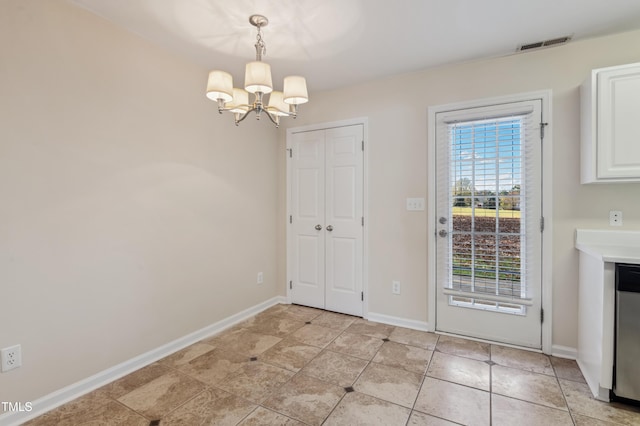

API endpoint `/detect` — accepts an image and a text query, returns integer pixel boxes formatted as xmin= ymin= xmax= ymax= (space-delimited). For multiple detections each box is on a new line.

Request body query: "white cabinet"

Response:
xmin=581 ymin=62 xmax=640 ymax=183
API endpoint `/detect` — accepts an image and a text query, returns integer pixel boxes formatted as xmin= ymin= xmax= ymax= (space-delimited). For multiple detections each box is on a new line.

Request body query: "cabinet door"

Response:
xmin=597 ymin=63 xmax=640 ymax=180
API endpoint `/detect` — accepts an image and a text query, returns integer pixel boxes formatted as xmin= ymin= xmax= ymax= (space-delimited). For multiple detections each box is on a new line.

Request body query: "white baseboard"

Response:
xmin=551 ymin=344 xmax=578 ymax=360
xmin=0 ymin=296 xmax=287 ymax=426
xmin=366 ymin=312 xmax=429 ymax=331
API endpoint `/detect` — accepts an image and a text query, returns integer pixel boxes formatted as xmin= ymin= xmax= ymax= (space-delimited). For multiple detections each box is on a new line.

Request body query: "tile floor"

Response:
xmin=24 ymin=304 xmax=640 ymax=425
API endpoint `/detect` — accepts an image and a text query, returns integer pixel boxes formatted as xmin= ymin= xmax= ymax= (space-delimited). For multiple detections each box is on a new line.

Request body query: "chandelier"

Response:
xmin=205 ymin=15 xmax=309 ymax=128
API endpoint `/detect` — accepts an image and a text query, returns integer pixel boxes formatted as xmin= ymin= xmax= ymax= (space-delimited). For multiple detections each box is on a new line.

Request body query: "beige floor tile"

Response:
xmin=259 ymin=338 xmax=322 ymax=372
xmin=311 ymin=311 xmax=357 ymax=330
xmin=373 ymin=341 xmax=432 ymax=375
xmin=345 ymin=318 xmax=395 ymax=339
xmin=205 ymin=329 xmax=282 ymax=356
xmin=262 ymin=373 xmax=345 ymax=425
xmin=414 ymin=377 xmax=490 ymax=426
xmin=407 ymin=411 xmax=459 ymax=425
xmin=326 ymin=331 xmax=384 ymax=360
xmin=572 ymin=413 xmax=624 ymax=426
xmin=260 ymin=303 xmax=292 ymax=317
xmin=427 ymin=351 xmax=490 ymax=391
xmin=289 ymin=324 xmax=342 ymax=348
xmin=201 ymin=325 xmax=246 ymax=345
xmin=23 ymin=399 xmax=148 ymax=426
xmin=237 ymin=407 xmax=306 ymax=425
xmin=117 ymin=370 xmax=205 ymax=419
xmin=161 ymin=387 xmax=256 ymax=425
xmin=301 ymin=350 xmax=368 ymax=387
xmin=243 ymin=315 xmax=306 ymax=338
xmin=177 ymin=348 xmax=248 ymax=386
xmin=279 ymin=305 xmax=324 ymax=322
xmin=492 ymin=365 xmax=567 ymax=410
xmin=159 ymin=342 xmax=215 ymax=368
xmin=560 ymin=378 xmax=640 ymax=425
xmin=491 ymin=345 xmax=555 ymax=376
xmin=492 ymin=393 xmax=574 ymax=426
xmin=217 ymin=361 xmax=295 ymax=403
xmin=354 ymin=363 xmax=423 ymax=408
xmin=435 ymin=335 xmax=490 ymax=361
xmin=323 ymin=391 xmax=411 ymax=426
xmin=102 ymin=362 xmax=171 ymax=399
xmin=550 ymin=356 xmax=586 ymax=383
xmin=389 ymin=328 xmax=439 ymax=350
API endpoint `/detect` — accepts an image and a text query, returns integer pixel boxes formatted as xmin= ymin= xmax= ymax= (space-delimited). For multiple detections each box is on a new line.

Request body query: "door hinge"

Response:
xmin=540 ymin=308 xmax=544 ymax=323
xmin=361 ymin=217 xmax=364 ymax=227
xmin=540 ymin=122 xmax=548 ymax=140
xmin=287 ymin=148 xmax=292 ymax=158
xmin=361 ymin=140 xmax=364 ymax=151
xmin=289 ymin=280 xmax=293 ymax=290
xmin=289 ymin=215 xmax=292 ymax=224
xmin=540 ymin=217 xmax=544 ymax=232
xmin=361 ymin=291 xmax=364 ymax=301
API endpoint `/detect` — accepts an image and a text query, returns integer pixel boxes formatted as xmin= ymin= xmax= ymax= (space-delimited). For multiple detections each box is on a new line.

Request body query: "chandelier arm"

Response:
xmin=264 ymin=107 xmax=293 ymax=118
xmin=263 ymin=110 xmax=281 ymax=128
xmin=233 ymin=106 xmax=257 ymax=125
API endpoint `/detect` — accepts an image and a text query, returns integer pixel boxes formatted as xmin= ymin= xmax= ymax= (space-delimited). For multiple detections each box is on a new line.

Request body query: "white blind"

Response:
xmin=436 ymin=103 xmax=541 ymax=313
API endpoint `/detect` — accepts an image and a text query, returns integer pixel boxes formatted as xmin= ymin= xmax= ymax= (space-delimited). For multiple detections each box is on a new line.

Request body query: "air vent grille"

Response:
xmin=518 ymin=36 xmax=571 ymax=52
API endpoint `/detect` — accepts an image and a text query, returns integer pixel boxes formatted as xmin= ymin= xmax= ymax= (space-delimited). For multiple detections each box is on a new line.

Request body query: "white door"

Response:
xmin=434 ymin=99 xmax=543 ymax=349
xmin=289 ymin=124 xmax=364 ymax=316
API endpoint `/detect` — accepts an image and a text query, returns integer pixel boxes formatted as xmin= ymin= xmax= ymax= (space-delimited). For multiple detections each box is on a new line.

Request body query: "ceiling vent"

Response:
xmin=518 ymin=36 xmax=572 ymax=52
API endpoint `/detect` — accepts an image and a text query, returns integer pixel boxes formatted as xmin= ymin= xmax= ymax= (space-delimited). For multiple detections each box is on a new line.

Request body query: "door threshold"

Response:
xmin=435 ymin=331 xmax=544 ymax=354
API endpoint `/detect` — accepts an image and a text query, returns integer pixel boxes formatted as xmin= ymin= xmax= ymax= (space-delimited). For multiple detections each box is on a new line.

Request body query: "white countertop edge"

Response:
xmin=575 ymin=229 xmax=640 ymax=264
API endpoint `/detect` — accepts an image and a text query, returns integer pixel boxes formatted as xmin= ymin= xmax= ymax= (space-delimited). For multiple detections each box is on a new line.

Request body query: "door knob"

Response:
xmin=315 ymin=224 xmax=322 ymax=231
xmin=439 ymin=229 xmax=448 ymax=237
xmin=326 ymin=225 xmax=334 ymax=232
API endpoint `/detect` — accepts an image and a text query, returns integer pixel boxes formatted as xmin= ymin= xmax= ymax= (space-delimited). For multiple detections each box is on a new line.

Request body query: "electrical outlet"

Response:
xmin=257 ymin=272 xmax=263 ymax=284
xmin=1 ymin=344 xmax=22 ymax=373
xmin=392 ymin=281 xmax=401 ymax=295
xmin=609 ymin=210 xmax=623 ymax=226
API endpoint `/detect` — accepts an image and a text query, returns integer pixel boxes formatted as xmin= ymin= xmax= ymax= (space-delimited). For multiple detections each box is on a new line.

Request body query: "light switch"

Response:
xmin=406 ymin=198 xmax=425 ymax=211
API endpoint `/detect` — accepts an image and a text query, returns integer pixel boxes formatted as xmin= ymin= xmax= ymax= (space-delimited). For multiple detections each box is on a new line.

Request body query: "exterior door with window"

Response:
xmin=288 ymin=124 xmax=364 ymax=317
xmin=434 ymin=99 xmax=544 ymax=349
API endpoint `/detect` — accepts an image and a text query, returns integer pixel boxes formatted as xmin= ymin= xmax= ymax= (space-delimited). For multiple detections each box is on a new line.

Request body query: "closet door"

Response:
xmin=288 ymin=124 xmax=364 ymax=316
xmin=289 ymin=130 xmax=326 ymax=309
xmin=324 ymin=125 xmax=364 ymax=316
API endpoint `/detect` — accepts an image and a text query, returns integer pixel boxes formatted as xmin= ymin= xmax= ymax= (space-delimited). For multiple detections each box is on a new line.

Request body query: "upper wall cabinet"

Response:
xmin=581 ymin=62 xmax=640 ymax=184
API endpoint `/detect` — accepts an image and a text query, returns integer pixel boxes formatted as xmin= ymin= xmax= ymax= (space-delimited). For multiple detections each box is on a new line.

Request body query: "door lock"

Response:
xmin=438 ymin=229 xmax=448 ymax=237
xmin=439 ymin=217 xmax=447 ymax=224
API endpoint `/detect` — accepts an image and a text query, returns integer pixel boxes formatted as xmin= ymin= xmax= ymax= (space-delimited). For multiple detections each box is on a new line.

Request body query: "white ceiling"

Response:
xmin=70 ymin=0 xmax=640 ymax=93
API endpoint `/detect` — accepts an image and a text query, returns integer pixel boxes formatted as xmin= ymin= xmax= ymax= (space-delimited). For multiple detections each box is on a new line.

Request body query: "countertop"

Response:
xmin=575 ymin=229 xmax=640 ymax=264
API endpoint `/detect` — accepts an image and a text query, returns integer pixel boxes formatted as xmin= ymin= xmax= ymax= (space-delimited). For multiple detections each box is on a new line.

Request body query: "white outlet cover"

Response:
xmin=1 ymin=344 xmax=22 ymax=372
xmin=609 ymin=210 xmax=623 ymax=226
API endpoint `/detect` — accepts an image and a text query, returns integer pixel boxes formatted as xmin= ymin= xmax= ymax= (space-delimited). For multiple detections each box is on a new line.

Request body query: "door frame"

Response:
xmin=286 ymin=117 xmax=369 ymax=318
xmin=427 ymin=91 xmax=553 ymax=354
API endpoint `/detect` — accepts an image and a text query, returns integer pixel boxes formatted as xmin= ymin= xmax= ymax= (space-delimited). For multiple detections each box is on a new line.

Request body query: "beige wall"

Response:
xmin=278 ymin=29 xmax=640 ymax=350
xmin=0 ymin=0 xmax=280 ymax=404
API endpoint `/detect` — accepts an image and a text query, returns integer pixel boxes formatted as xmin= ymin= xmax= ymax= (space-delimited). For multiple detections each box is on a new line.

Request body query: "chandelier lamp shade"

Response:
xmin=206 ymin=15 xmax=309 ymax=127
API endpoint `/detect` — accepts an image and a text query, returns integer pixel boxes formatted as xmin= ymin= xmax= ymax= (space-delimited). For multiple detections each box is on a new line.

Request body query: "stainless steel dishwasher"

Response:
xmin=613 ymin=263 xmax=640 ymax=403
